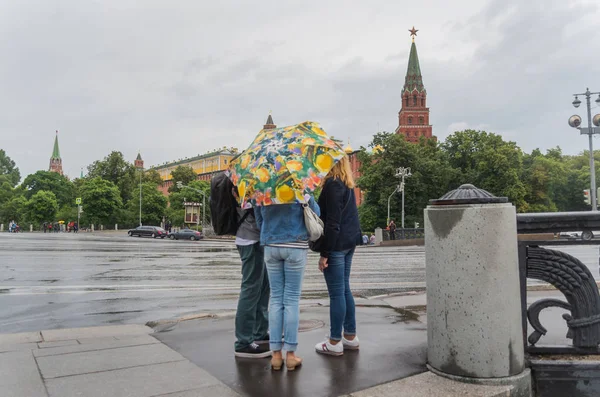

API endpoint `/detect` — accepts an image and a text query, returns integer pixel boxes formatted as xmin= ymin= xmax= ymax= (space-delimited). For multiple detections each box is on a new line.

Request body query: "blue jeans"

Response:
xmin=264 ymin=246 xmax=307 ymax=352
xmin=323 ymin=248 xmax=357 ymax=341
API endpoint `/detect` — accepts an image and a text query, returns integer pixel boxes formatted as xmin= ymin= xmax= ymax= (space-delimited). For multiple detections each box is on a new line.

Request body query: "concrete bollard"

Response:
xmin=30 ymin=224 xmax=33 ymax=232
xmin=100 ymin=225 xmax=104 ymax=231
xmin=425 ymin=184 xmax=531 ymax=396
xmin=374 ymin=228 xmax=383 ymax=245
xmin=0 ymin=224 xmax=3 ymax=232
xmin=91 ymin=224 xmax=94 ymax=232
xmin=115 ymin=224 xmax=118 ymax=231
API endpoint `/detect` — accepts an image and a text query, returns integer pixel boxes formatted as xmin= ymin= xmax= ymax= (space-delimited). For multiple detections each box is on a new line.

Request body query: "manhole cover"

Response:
xmin=298 ymin=319 xmax=324 ymax=332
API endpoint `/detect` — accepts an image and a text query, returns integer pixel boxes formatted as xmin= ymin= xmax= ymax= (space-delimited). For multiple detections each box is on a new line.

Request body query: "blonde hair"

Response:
xmin=324 ymin=156 xmax=355 ymax=188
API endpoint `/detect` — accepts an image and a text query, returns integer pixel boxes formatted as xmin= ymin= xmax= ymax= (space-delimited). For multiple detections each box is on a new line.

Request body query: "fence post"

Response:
xmin=425 ymin=184 xmax=531 ymax=396
xmin=91 ymin=224 xmax=94 ymax=232
xmin=0 ymin=224 xmax=3 ymax=232
xmin=30 ymin=224 xmax=33 ymax=232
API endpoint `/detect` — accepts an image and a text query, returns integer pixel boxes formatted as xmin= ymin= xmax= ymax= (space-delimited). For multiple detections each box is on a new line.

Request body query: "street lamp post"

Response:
xmin=387 ymin=185 xmax=400 ymax=226
xmin=569 ymin=88 xmax=600 ymax=211
xmin=177 ymin=181 xmax=206 ymax=230
xmin=139 ymin=167 xmax=143 ymax=226
xmin=396 ymin=167 xmax=412 ymax=229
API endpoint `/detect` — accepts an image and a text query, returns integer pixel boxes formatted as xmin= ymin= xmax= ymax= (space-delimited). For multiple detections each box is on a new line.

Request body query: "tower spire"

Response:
xmin=49 ymin=130 xmax=64 ymax=175
xmin=263 ymin=111 xmax=276 ymax=130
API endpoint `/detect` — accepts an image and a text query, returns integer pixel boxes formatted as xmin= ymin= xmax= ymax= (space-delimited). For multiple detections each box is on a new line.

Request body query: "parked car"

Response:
xmin=127 ymin=226 xmax=167 ymax=238
xmin=558 ymin=230 xmax=600 ymax=241
xmin=168 ymin=229 xmax=204 ymax=241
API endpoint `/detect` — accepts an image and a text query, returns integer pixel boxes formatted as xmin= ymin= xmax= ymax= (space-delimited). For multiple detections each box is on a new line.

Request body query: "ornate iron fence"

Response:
xmin=517 ymin=212 xmax=600 ymax=354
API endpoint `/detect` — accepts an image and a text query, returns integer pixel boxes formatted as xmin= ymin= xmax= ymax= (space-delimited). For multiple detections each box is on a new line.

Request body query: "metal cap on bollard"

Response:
xmin=429 ymin=183 xmax=508 ymax=206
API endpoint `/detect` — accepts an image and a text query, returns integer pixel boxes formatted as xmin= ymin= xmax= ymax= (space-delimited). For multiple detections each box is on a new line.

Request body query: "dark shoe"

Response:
xmin=234 ymin=342 xmax=272 ymax=358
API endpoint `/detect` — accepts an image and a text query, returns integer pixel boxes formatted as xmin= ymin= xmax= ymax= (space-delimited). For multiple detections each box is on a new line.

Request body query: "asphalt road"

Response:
xmin=0 ymin=233 xmax=598 ymax=333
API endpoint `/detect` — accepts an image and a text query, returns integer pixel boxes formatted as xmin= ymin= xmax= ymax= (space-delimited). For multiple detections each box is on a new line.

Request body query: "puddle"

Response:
xmin=40 ymin=279 xmax=59 ymax=283
xmin=86 ymin=310 xmax=144 ymax=316
xmin=0 ymin=289 xmax=12 ymax=294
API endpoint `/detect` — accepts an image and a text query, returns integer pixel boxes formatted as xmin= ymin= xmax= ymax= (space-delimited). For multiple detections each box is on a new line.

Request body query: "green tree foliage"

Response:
xmin=79 ymin=177 xmax=123 ymax=225
xmin=128 ymin=183 xmax=168 ymax=225
xmin=56 ymin=205 xmax=78 ymax=223
xmin=168 ymin=166 xmax=198 ymax=193
xmin=87 ymin=151 xmax=136 ymax=203
xmin=22 ymin=171 xmax=74 ymax=207
xmin=168 ymin=180 xmax=209 ymax=210
xmin=442 ymin=130 xmax=527 ymax=210
xmin=0 ymin=149 xmax=21 ymax=187
xmin=143 ymin=169 xmax=163 ymax=186
xmin=0 ymin=196 xmax=26 ymax=224
xmin=0 ymin=175 xmax=15 ymax=205
xmin=24 ymin=191 xmax=58 ymax=225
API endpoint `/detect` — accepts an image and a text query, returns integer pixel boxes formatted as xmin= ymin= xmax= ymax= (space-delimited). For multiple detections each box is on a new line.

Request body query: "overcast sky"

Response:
xmin=1 ymin=0 xmax=600 ymax=180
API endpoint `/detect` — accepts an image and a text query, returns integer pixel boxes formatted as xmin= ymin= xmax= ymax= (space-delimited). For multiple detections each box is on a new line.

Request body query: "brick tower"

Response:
xmin=395 ymin=27 xmax=434 ymax=142
xmin=263 ymin=112 xmax=276 ymax=130
xmin=135 ymin=152 xmax=144 ymax=169
xmin=49 ymin=130 xmax=63 ymax=175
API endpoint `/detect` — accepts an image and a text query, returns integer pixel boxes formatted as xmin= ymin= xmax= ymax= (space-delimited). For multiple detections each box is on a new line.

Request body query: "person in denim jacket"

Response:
xmin=255 ymin=196 xmax=320 ymax=371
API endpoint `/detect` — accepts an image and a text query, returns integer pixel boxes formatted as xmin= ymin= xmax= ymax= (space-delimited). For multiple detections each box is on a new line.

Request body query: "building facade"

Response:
xmin=49 ymin=131 xmax=63 ymax=175
xmin=395 ymin=28 xmax=434 ymax=142
xmin=152 ymin=114 xmax=277 ymax=195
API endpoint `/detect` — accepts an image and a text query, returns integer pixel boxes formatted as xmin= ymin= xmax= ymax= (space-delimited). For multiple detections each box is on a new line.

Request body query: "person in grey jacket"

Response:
xmin=233 ymin=205 xmax=271 ymax=358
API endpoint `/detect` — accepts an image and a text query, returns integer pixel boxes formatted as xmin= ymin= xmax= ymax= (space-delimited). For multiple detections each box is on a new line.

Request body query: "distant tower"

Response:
xmin=263 ymin=112 xmax=277 ymax=130
xmin=49 ymin=130 xmax=63 ymax=175
xmin=395 ymin=27 xmax=434 ymax=142
xmin=135 ymin=152 xmax=144 ymax=169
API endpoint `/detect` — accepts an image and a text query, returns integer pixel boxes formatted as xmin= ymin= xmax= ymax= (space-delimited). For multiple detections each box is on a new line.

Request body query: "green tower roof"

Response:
xmin=51 ymin=133 xmax=61 ymax=159
xmin=402 ymin=41 xmax=426 ymax=94
xmin=136 ymin=152 xmax=142 ymax=161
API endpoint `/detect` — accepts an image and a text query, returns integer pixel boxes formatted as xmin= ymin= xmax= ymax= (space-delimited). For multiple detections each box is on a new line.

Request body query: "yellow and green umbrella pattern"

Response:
xmin=229 ymin=121 xmax=346 ymax=206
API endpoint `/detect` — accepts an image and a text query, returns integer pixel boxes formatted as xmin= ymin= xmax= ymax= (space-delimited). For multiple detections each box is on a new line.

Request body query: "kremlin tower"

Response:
xmin=49 ymin=131 xmax=63 ymax=175
xmin=395 ymin=27 xmax=434 ymax=142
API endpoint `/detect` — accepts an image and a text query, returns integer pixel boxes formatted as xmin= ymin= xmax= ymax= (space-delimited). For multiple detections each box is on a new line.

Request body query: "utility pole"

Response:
xmin=396 ymin=167 xmax=412 ymax=229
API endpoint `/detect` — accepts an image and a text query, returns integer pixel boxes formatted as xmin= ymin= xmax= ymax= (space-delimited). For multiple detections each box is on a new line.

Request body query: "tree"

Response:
xmin=0 ymin=175 xmax=14 ymax=205
xmin=87 ymin=151 xmax=137 ymax=203
xmin=79 ymin=177 xmax=123 ymax=225
xmin=143 ymin=169 xmax=163 ymax=186
xmin=0 ymin=149 xmax=21 ymax=187
xmin=128 ymin=183 xmax=168 ymax=225
xmin=168 ymin=166 xmax=198 ymax=193
xmin=443 ymin=130 xmax=527 ymax=211
xmin=22 ymin=171 xmax=74 ymax=207
xmin=0 ymin=196 xmax=26 ymax=224
xmin=168 ymin=180 xmax=209 ymax=210
xmin=356 ymin=132 xmax=456 ymax=230
xmin=24 ymin=191 xmax=58 ymax=225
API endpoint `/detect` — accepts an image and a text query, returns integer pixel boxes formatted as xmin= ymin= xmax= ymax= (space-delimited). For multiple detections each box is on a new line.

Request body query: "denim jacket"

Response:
xmin=254 ymin=197 xmax=320 ymax=246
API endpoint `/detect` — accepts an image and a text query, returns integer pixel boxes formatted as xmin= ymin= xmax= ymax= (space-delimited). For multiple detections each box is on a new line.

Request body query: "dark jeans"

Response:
xmin=389 ymin=230 xmax=396 ymax=240
xmin=323 ymin=248 xmax=357 ymax=341
xmin=235 ymin=243 xmax=270 ymax=350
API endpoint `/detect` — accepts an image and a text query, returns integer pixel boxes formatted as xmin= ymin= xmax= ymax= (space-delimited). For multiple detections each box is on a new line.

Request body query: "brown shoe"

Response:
xmin=271 ymin=356 xmax=283 ymax=371
xmin=286 ymin=355 xmax=303 ymax=371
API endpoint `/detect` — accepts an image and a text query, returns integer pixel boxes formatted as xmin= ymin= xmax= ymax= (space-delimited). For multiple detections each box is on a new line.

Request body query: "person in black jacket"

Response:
xmin=314 ymin=156 xmax=362 ymax=356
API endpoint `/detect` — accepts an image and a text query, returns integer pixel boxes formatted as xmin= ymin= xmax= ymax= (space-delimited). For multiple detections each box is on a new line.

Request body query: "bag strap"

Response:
xmin=238 ymin=209 xmax=252 ymax=228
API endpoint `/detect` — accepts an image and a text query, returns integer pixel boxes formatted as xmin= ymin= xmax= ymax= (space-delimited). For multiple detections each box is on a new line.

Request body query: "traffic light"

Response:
xmin=584 ymin=189 xmax=591 ymax=205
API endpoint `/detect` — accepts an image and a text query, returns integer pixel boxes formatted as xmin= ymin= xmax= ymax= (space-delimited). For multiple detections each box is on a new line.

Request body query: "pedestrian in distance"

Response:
xmin=314 ymin=156 xmax=363 ymax=356
xmin=255 ymin=194 xmax=320 ymax=371
xmin=388 ymin=220 xmax=396 ymax=240
xmin=362 ymin=234 xmax=368 ymax=245
xmin=232 ymin=188 xmax=271 ymax=359
xmin=43 ymin=222 xmax=47 ymax=233
xmin=369 ymin=234 xmax=375 ymax=245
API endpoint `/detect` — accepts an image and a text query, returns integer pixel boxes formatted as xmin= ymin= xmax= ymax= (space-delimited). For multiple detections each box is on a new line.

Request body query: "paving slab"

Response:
xmin=33 ymin=334 xmax=160 ymax=358
xmin=345 ymin=372 xmax=511 ymax=397
xmin=37 ymin=342 xmax=185 ymax=379
xmin=0 ymin=331 xmax=42 ymax=344
xmin=151 ymin=384 xmax=241 ymax=397
xmin=38 ymin=339 xmax=79 ymax=349
xmin=0 ymin=342 xmax=39 ymax=352
xmin=41 ymin=324 xmax=152 ymax=341
xmin=380 ymin=293 xmax=426 ymax=309
xmin=45 ymin=360 xmax=222 ymax=397
xmin=154 ymin=305 xmax=427 ymax=397
xmin=0 ymin=351 xmax=48 ymax=397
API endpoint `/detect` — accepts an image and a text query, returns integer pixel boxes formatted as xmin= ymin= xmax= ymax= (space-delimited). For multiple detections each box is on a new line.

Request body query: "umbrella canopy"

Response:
xmin=229 ymin=121 xmax=346 ymax=206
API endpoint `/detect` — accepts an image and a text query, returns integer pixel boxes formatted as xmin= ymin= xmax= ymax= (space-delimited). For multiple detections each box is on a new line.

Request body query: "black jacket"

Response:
xmin=317 ymin=178 xmax=362 ymax=258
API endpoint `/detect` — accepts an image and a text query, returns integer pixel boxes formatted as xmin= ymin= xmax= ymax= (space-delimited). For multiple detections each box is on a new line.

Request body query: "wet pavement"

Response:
xmin=153 ymin=304 xmax=428 ymax=397
xmin=1 ymin=232 xmax=598 ymax=334
xmin=0 ymin=233 xmax=425 ymax=333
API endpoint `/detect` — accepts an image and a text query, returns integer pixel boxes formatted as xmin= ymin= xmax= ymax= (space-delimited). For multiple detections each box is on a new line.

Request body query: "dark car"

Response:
xmin=168 ymin=229 xmax=204 ymax=241
xmin=127 ymin=226 xmax=167 ymax=238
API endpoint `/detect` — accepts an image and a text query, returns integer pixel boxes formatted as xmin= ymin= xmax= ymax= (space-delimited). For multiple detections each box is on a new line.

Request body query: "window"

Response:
xmin=421 ymin=98 xmax=425 ymax=107
xmin=224 ymin=159 xmax=227 ymax=164
xmin=419 ymin=117 xmax=424 ymax=125
xmin=408 ymin=116 xmax=413 ymax=125
xmin=413 ymin=96 xmax=417 ymax=106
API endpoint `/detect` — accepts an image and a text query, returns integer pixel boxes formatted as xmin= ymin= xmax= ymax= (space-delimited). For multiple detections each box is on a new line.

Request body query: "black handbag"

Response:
xmin=309 ymin=188 xmax=352 ymax=253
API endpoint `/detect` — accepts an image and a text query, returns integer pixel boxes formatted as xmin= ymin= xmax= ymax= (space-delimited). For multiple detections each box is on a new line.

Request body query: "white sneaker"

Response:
xmin=315 ymin=338 xmax=344 ymax=356
xmin=342 ymin=335 xmax=359 ymax=350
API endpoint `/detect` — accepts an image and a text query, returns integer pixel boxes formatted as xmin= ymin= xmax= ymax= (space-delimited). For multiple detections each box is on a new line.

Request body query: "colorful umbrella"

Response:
xmin=229 ymin=121 xmax=346 ymax=206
